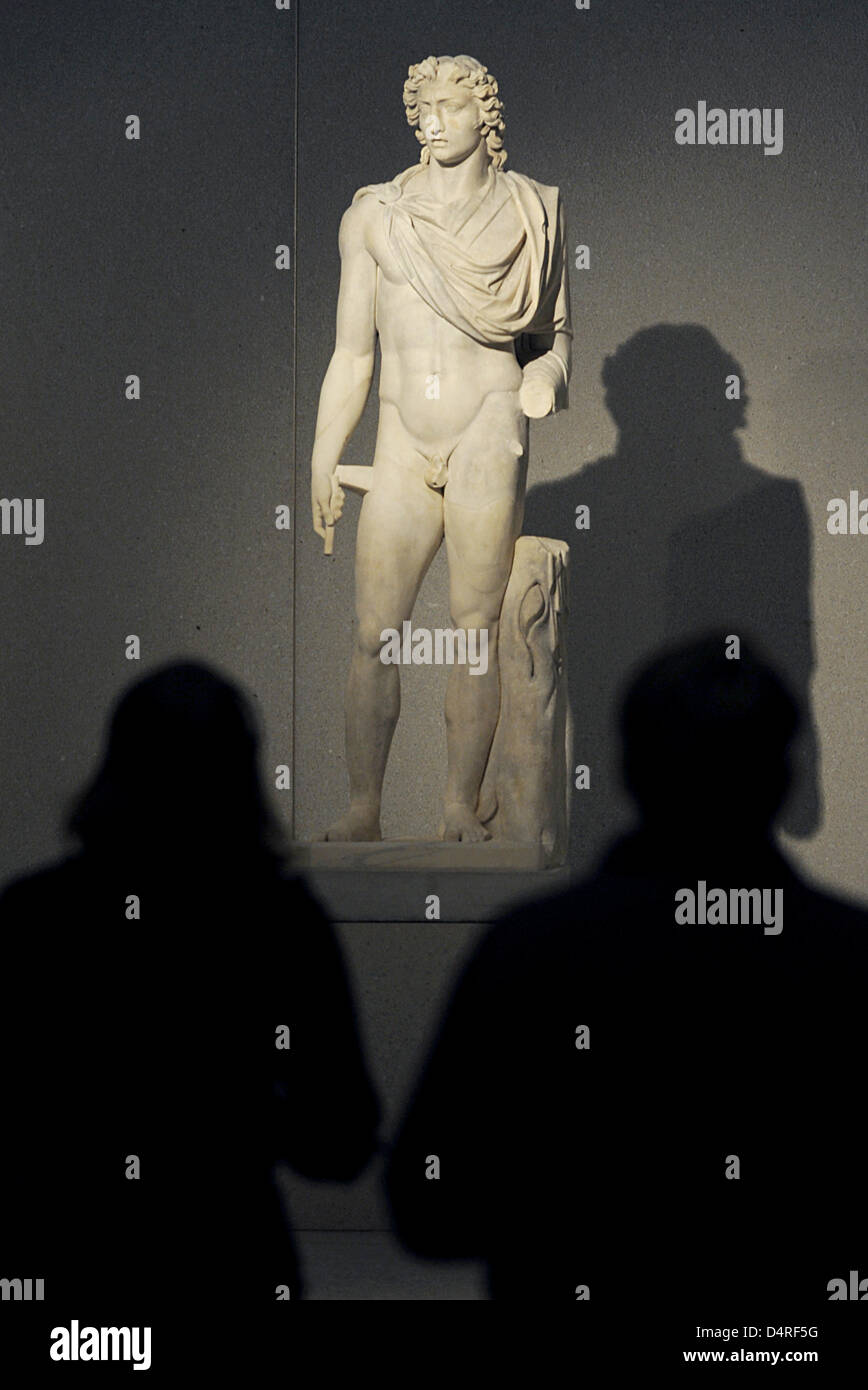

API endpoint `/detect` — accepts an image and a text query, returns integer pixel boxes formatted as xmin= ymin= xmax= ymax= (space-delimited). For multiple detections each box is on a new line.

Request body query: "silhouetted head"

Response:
xmin=602 ymin=325 xmax=748 ymax=449
xmin=66 ymin=661 xmax=287 ymax=874
xmin=620 ymin=634 xmax=799 ymax=844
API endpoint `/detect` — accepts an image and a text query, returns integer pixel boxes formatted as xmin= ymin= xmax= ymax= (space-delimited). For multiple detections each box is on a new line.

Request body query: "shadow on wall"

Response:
xmin=523 ymin=323 xmax=820 ymax=877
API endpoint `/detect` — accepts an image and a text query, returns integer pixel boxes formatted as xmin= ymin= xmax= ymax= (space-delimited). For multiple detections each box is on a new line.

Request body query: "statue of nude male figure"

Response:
xmin=311 ymin=54 xmax=572 ymax=843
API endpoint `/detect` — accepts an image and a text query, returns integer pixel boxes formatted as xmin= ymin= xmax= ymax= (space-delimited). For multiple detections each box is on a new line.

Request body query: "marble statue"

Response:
xmin=311 ymin=54 xmax=572 ymax=843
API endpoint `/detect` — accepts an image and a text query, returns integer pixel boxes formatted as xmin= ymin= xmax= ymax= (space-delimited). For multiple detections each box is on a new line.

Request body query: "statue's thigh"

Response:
xmin=444 ymin=395 xmax=526 ymax=614
xmin=445 ymin=389 xmax=527 ymax=509
xmin=444 ymin=492 xmax=521 ymax=619
xmin=354 ymin=461 xmax=444 ymax=619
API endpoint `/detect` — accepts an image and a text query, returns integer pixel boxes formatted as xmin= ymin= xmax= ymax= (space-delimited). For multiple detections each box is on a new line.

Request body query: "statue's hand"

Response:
xmin=519 ymin=376 xmax=556 ymax=419
xmin=311 ymin=470 xmax=345 ymax=539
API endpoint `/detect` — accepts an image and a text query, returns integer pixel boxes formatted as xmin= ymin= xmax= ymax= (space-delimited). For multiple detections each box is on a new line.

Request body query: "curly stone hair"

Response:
xmin=403 ymin=54 xmax=507 ymax=169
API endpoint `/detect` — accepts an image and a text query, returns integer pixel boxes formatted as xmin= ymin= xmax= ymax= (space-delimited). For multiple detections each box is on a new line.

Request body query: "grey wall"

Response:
xmin=1 ymin=1 xmax=297 ymax=884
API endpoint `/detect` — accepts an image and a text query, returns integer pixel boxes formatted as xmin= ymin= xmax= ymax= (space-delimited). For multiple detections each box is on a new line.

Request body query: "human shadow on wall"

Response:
xmin=0 ymin=661 xmax=379 ymax=1362
xmin=523 ymin=324 xmax=820 ymax=877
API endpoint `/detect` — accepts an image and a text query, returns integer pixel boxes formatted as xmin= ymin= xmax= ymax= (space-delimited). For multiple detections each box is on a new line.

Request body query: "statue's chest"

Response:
xmin=460 ymin=194 xmax=524 ymax=264
xmin=373 ymin=189 xmax=523 ymax=286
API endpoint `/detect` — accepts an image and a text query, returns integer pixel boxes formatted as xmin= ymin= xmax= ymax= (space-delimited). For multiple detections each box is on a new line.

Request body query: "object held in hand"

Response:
xmin=322 ymin=468 xmax=374 ymax=553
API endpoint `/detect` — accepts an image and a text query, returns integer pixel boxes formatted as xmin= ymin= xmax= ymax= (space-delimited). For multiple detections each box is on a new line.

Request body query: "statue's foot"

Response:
xmin=438 ymin=803 xmax=492 ymax=844
xmin=319 ymin=805 xmax=382 ymax=842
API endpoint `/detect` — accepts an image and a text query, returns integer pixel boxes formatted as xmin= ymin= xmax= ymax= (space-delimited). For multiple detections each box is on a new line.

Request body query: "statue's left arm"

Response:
xmin=518 ymin=187 xmax=572 ymax=419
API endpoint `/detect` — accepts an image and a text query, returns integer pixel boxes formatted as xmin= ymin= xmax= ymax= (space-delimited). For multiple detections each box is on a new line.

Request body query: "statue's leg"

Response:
xmin=323 ymin=417 xmax=445 ymax=841
xmin=440 ymin=391 xmax=528 ymax=842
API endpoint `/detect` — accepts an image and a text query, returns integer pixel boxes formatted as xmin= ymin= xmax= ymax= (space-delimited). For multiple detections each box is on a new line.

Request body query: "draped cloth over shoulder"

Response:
xmin=352 ymin=164 xmax=571 ymax=401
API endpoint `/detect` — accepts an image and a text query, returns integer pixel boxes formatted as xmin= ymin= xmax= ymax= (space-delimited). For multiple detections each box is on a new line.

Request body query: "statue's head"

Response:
xmin=403 ymin=55 xmax=506 ymax=170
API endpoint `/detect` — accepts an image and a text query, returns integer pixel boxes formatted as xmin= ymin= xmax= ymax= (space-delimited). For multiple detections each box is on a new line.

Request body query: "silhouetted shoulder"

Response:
xmin=0 ymin=856 xmax=335 ymax=951
xmin=272 ymin=867 xmax=328 ymax=913
xmin=0 ymin=853 xmax=95 ymax=920
xmin=783 ymin=871 xmax=868 ymax=948
xmin=470 ymin=864 xmax=675 ymax=973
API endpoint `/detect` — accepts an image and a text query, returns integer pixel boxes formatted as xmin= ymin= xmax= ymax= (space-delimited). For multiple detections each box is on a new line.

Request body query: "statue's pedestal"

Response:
xmin=296 ymin=839 xmax=546 ymax=871
xmin=291 ymin=840 xmax=570 ymax=922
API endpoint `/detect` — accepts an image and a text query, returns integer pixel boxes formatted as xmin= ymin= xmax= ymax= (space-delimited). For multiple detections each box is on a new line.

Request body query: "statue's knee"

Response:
xmin=356 ymin=617 xmax=393 ymax=660
xmin=449 ymin=608 xmax=500 ymax=638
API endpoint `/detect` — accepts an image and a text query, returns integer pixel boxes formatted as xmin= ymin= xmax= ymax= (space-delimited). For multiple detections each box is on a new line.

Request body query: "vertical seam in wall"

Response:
xmin=290 ymin=1 xmax=299 ymax=840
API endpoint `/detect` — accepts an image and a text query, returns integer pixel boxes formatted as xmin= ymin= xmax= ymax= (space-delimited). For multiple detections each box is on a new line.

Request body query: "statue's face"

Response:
xmin=416 ymin=79 xmax=484 ymax=165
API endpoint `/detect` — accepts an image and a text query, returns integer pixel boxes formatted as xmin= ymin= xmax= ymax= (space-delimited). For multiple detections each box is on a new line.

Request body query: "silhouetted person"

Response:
xmin=386 ymin=637 xmax=865 ymax=1360
xmin=523 ymin=324 xmax=819 ymax=876
xmin=0 ymin=662 xmax=379 ymax=1369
